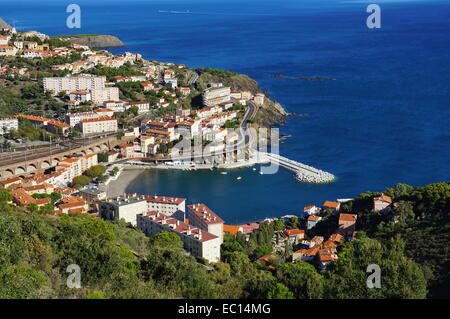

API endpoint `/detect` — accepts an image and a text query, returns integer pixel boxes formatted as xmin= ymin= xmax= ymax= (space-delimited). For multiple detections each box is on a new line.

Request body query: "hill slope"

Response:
xmin=53 ymin=34 xmax=125 ymax=48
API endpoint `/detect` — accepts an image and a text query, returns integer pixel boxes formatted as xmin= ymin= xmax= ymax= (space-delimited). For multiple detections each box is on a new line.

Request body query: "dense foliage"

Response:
xmin=0 ymin=181 xmax=447 ymax=299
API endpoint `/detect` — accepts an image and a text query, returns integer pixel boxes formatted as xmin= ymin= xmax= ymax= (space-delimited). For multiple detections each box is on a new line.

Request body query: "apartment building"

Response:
xmin=137 ymin=211 xmax=221 ymax=263
xmin=253 ymin=93 xmax=265 ymax=106
xmin=81 ymin=153 xmax=98 ymax=172
xmin=100 ymin=195 xmax=148 ymax=226
xmin=137 ymin=194 xmax=187 ymax=219
xmin=56 ymin=157 xmax=83 ymax=181
xmin=0 ymin=45 xmax=18 ymax=56
xmin=0 ymin=118 xmax=18 ymax=134
xmin=43 ymin=76 xmax=106 ymax=94
xmin=90 ymin=87 xmax=120 ymax=104
xmin=188 ymin=203 xmax=224 ymax=244
xmin=46 ymin=120 xmax=70 ymax=137
xmin=65 ymin=111 xmax=101 ymax=127
xmin=80 ymin=117 xmax=118 ymax=135
xmin=202 ymin=85 xmax=231 ymax=106
xmin=103 ymin=100 xmax=126 ymax=112
xmin=126 ymin=101 xmax=150 ymax=114
xmin=69 ymin=91 xmax=92 ymax=102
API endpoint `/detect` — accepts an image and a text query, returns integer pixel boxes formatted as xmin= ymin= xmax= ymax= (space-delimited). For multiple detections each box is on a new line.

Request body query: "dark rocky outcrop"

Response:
xmin=54 ymin=34 xmax=125 ymax=48
xmin=0 ymin=17 xmax=11 ymax=28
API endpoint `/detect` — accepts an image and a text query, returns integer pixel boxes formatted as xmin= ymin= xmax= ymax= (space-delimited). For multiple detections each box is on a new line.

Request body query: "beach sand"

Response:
xmin=106 ymin=168 xmax=144 ymax=198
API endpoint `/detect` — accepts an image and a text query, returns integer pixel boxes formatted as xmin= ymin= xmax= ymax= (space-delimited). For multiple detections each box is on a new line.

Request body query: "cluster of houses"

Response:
xmin=249 ymin=195 xmax=394 ymax=271
xmin=277 ymin=195 xmax=392 ymax=270
xmin=0 ymin=151 xmax=100 ymax=216
xmin=0 ymin=28 xmax=48 ymax=58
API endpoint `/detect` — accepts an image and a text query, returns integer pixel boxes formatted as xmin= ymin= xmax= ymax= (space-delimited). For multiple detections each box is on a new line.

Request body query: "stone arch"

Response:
xmin=26 ymin=164 xmax=37 ymax=173
xmin=42 ymin=161 xmax=51 ymax=169
xmin=93 ymin=146 xmax=101 ymax=153
xmin=100 ymin=144 xmax=109 ymax=151
xmin=2 ymin=169 xmax=14 ymax=179
xmin=15 ymin=166 xmax=26 ymax=175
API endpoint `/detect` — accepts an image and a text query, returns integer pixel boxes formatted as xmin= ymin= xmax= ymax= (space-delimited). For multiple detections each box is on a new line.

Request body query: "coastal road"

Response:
xmin=188 ymin=71 xmax=199 ymax=85
xmin=146 ymin=102 xmax=259 ymax=163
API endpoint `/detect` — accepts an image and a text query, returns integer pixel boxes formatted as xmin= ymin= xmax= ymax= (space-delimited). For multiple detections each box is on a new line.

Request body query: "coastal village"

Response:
xmin=0 ymin=25 xmax=383 ymax=270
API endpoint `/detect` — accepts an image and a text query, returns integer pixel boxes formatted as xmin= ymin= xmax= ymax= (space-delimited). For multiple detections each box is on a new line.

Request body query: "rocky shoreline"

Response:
xmin=54 ymin=34 xmax=125 ymax=48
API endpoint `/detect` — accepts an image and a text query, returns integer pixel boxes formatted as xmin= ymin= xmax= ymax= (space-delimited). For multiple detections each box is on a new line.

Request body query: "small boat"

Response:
xmin=236 ymin=176 xmax=242 ymax=181
xmin=252 ymin=168 xmax=257 ymax=171
xmin=220 ymin=172 xmax=228 ymax=175
xmin=259 ymin=171 xmax=264 ymax=175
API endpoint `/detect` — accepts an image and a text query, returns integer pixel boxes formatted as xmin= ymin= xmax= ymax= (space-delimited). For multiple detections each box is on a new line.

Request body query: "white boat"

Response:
xmin=236 ymin=176 xmax=242 ymax=180
xmin=252 ymin=168 xmax=257 ymax=171
xmin=220 ymin=172 xmax=228 ymax=175
xmin=259 ymin=171 xmax=264 ymax=175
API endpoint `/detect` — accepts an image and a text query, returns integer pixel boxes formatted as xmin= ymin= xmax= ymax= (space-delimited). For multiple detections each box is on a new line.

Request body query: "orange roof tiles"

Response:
xmin=323 ymin=201 xmax=340 ymax=209
xmin=374 ymin=194 xmax=392 ymax=203
xmin=339 ymin=213 xmax=358 ymax=222
xmin=284 ymin=229 xmax=305 ymax=237
xmin=223 ymin=225 xmax=241 ymax=236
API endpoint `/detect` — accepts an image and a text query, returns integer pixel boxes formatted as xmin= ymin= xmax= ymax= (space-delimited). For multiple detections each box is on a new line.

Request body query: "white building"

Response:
xmin=64 ymin=111 xmax=101 ymax=127
xmin=202 ymin=85 xmax=231 ymax=106
xmin=80 ymin=117 xmax=118 ymax=135
xmin=69 ymin=91 xmax=92 ymax=102
xmin=188 ymin=203 xmax=224 ymax=244
xmin=100 ymin=195 xmax=148 ymax=226
xmin=138 ymin=194 xmax=186 ymax=219
xmin=90 ymin=87 xmax=120 ymax=104
xmin=137 ymin=212 xmax=221 ymax=263
xmin=0 ymin=118 xmax=18 ymax=134
xmin=103 ymin=100 xmax=126 ymax=112
xmin=43 ymin=76 xmax=106 ymax=94
xmin=126 ymin=101 xmax=150 ymax=114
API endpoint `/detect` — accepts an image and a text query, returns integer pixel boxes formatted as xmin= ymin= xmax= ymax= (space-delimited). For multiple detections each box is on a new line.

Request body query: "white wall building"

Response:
xmin=43 ymin=76 xmax=106 ymax=94
xmin=0 ymin=118 xmax=18 ymax=134
xmin=90 ymin=87 xmax=120 ymax=104
xmin=100 ymin=196 xmax=148 ymax=226
xmin=137 ymin=212 xmax=221 ymax=263
xmin=188 ymin=203 xmax=224 ymax=244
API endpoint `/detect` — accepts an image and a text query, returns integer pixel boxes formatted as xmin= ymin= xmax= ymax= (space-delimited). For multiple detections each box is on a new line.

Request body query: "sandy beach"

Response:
xmin=106 ymin=168 xmax=144 ymax=198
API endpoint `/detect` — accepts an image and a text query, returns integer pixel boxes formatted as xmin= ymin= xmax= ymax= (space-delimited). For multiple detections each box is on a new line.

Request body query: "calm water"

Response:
xmin=2 ymin=0 xmax=450 ymax=223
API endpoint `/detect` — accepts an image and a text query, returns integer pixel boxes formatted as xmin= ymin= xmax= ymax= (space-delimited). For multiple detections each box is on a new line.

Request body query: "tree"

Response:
xmin=324 ymin=236 xmax=427 ymax=299
xmin=150 ymin=232 xmax=183 ymax=250
xmin=86 ymin=165 xmax=106 ymax=178
xmin=267 ymin=283 xmax=295 ymax=299
xmin=0 ymin=265 xmax=48 ymax=299
xmin=72 ymin=175 xmax=91 ymax=188
xmin=97 ymin=152 xmax=108 ymax=163
xmin=221 ymin=241 xmax=245 ymax=260
xmin=253 ymin=244 xmax=273 ymax=259
xmin=0 ymin=212 xmax=26 ymax=267
xmin=276 ymin=261 xmax=325 ymax=299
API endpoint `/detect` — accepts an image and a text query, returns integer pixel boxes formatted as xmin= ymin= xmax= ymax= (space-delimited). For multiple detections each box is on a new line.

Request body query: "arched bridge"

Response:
xmin=0 ymin=136 xmax=120 ymax=179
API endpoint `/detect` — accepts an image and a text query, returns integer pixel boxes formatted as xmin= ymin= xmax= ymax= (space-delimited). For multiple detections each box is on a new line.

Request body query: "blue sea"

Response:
xmin=2 ymin=0 xmax=449 ymax=223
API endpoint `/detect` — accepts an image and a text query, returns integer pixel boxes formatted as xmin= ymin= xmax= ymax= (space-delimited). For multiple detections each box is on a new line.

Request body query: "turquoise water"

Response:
xmin=2 ymin=0 xmax=449 ymax=223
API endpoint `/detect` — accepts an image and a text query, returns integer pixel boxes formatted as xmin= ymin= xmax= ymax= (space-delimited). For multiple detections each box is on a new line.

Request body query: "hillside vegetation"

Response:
xmin=1 ymin=181 xmax=447 ymax=299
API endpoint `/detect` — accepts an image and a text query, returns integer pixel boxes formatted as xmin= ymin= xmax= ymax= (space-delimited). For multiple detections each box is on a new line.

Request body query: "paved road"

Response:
xmin=188 ymin=71 xmax=199 ymax=85
xmin=146 ymin=102 xmax=259 ymax=163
